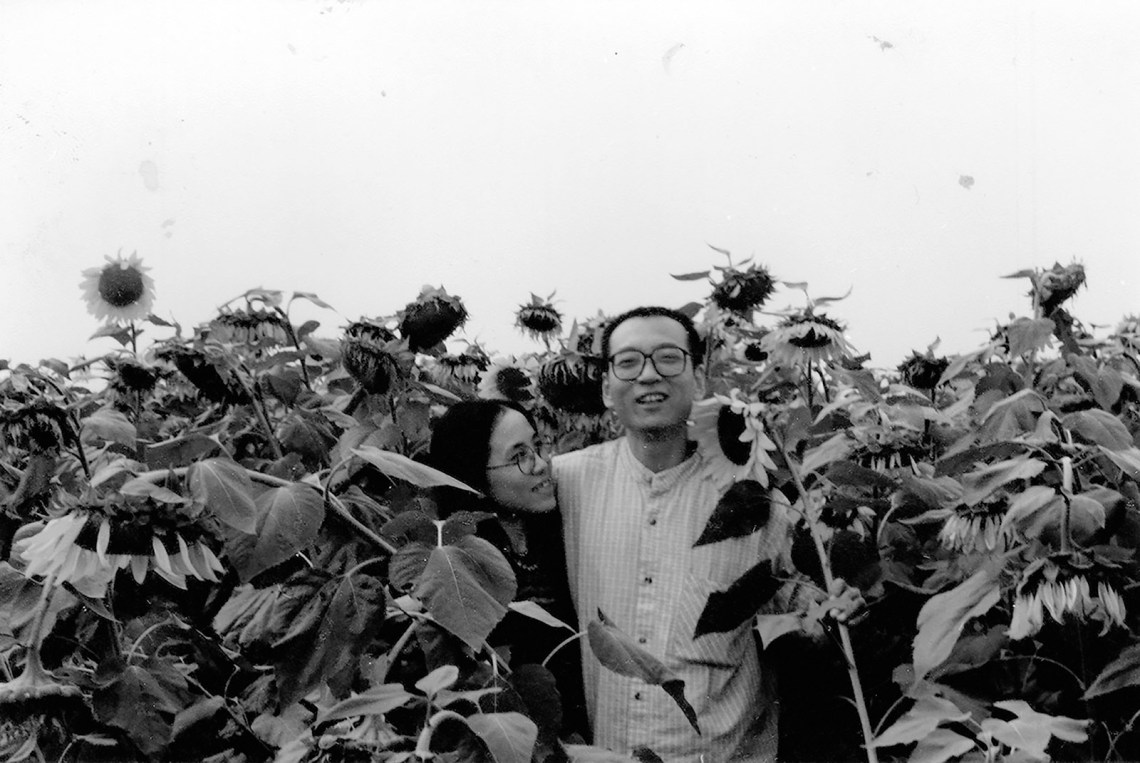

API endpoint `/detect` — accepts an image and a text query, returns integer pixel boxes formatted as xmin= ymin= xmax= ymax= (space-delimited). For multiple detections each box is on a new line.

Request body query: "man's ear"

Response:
xmin=601 ymin=374 xmax=614 ymax=409
xmin=692 ymin=369 xmax=707 ymax=401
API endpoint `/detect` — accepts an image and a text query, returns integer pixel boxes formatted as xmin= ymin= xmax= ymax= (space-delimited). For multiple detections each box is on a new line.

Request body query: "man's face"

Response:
xmin=602 ymin=315 xmax=704 ymax=438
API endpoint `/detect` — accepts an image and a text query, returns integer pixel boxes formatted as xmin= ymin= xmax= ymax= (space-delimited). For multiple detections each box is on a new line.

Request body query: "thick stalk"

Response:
xmin=779 ymin=440 xmax=879 ymax=763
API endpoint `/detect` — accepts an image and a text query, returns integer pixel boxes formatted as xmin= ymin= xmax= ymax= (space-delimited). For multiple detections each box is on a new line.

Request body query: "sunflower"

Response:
xmin=516 ymin=293 xmax=563 ymax=343
xmin=478 ymin=355 xmax=539 ymax=404
xmin=897 ymin=351 xmax=950 ymax=392
xmin=342 ymin=319 xmax=403 ymax=395
xmin=1007 ymin=555 xmax=1127 ymax=640
xmin=538 ymin=352 xmax=606 ymax=415
xmin=711 ymin=264 xmax=777 ymax=315
xmin=1032 ymin=261 xmax=1085 ymax=315
xmin=762 ymin=311 xmax=856 ymax=367
xmin=211 ymin=307 xmax=290 ymax=347
xmin=938 ymin=503 xmax=1015 ymax=554
xmin=398 ymin=285 xmax=468 ymax=352
xmin=430 ymin=345 xmax=490 ymax=390
xmin=16 ymin=504 xmax=225 ymax=597
xmin=689 ymin=389 xmax=778 ymax=491
xmin=79 ymin=250 xmax=156 ymax=324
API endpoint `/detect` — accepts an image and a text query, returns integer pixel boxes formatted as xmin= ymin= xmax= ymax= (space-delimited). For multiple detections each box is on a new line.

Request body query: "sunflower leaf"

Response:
xmin=354 ymin=446 xmax=482 ymax=494
xmin=693 ymin=560 xmax=780 ymax=638
xmin=412 ymin=535 xmax=516 ymax=650
xmin=225 ymin=483 xmax=326 ymax=583
xmin=693 ymin=480 xmax=771 ymax=547
xmin=669 ymin=271 xmax=710 ymax=282
xmin=587 ymin=610 xmax=700 ymax=735
xmin=187 ymin=458 xmax=258 ymax=534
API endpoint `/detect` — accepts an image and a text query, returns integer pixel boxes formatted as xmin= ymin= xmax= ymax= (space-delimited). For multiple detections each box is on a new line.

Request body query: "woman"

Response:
xmin=428 ymin=399 xmax=588 ymax=742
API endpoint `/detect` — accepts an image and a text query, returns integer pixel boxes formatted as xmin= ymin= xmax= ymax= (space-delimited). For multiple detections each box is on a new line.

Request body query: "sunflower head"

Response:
xmin=711 ymin=264 xmax=776 ymax=314
xmin=1033 ymin=261 xmax=1086 ymax=315
xmin=0 ymin=399 xmax=67 ymax=452
xmin=763 ymin=311 xmax=855 ymax=366
xmin=478 ymin=356 xmax=538 ymax=404
xmin=154 ymin=343 xmax=250 ymax=405
xmin=342 ymin=319 xmax=402 ymax=395
xmin=897 ymin=352 xmax=950 ymax=391
xmin=79 ymin=250 xmax=156 ymax=324
xmin=538 ymin=352 xmax=606 ymax=415
xmin=211 ymin=307 xmax=290 ymax=347
xmin=516 ymin=293 xmax=563 ymax=343
xmin=398 ymin=285 xmax=468 ymax=352
xmin=106 ymin=356 xmax=162 ymax=397
xmin=432 ymin=345 xmax=490 ymax=388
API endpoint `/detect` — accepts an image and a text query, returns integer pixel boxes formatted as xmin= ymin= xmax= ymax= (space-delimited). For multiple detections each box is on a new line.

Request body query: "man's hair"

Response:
xmin=600 ymin=306 xmax=704 ymax=363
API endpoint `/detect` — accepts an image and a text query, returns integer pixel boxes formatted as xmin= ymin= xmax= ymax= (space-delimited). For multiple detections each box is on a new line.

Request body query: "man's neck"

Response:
xmin=627 ymin=427 xmax=693 ymax=473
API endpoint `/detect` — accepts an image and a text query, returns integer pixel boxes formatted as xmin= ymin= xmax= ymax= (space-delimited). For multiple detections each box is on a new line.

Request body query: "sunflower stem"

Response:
xmin=273 ymin=306 xmax=313 ymax=392
xmin=777 ymin=439 xmax=879 ymax=763
xmin=231 ymin=362 xmax=284 ymax=461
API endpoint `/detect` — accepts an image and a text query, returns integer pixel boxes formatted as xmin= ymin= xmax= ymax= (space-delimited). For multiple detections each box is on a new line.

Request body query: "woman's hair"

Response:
xmin=428 ymin=399 xmax=536 ymax=499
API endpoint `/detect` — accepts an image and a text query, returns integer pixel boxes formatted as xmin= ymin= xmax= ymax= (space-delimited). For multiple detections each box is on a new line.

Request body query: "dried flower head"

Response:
xmin=538 ymin=352 xmax=606 ymax=415
xmin=939 ymin=504 xmax=1015 ymax=554
xmin=431 ymin=345 xmax=490 ymax=389
xmin=341 ymin=319 xmax=402 ymax=395
xmin=155 ymin=344 xmax=249 ymax=405
xmin=1008 ymin=556 xmax=1127 ymax=640
xmin=398 ymin=285 xmax=468 ymax=352
xmin=516 ymin=293 xmax=563 ymax=343
xmin=79 ymin=250 xmax=156 ymax=324
xmin=897 ymin=351 xmax=950 ymax=391
xmin=0 ymin=399 xmax=68 ymax=452
xmin=711 ymin=264 xmax=776 ymax=314
xmin=1033 ymin=261 xmax=1086 ymax=315
xmin=211 ymin=307 xmax=290 ymax=347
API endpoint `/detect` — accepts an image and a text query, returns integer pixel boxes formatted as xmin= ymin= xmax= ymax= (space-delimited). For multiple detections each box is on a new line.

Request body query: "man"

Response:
xmin=554 ymin=306 xmax=860 ymax=761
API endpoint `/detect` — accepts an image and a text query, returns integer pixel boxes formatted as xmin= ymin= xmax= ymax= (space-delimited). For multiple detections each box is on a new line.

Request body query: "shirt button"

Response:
xmin=634 ymin=691 xmax=643 ymax=700
xmin=648 ymin=517 xmax=657 ymax=526
xmin=637 ymin=636 xmax=648 ymax=644
xmin=642 ymin=576 xmax=653 ymax=585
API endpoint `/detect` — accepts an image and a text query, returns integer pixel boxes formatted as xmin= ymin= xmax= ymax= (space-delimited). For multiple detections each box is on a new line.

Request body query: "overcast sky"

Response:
xmin=3 ymin=1 xmax=1138 ymax=372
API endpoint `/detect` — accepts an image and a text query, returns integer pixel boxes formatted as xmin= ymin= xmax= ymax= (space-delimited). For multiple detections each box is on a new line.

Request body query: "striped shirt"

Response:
xmin=554 ymin=438 xmax=799 ymax=762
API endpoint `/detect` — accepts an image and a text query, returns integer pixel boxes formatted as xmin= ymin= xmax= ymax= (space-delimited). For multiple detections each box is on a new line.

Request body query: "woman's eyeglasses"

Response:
xmin=607 ymin=347 xmax=690 ymax=381
xmin=486 ymin=443 xmax=552 ymax=475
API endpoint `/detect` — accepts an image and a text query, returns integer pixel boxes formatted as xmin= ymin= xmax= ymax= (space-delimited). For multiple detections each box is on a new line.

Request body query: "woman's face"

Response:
xmin=484 ymin=409 xmax=556 ymax=513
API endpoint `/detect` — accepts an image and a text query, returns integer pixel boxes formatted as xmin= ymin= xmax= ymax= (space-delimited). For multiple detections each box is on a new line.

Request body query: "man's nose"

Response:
xmin=636 ymin=356 xmax=662 ymax=381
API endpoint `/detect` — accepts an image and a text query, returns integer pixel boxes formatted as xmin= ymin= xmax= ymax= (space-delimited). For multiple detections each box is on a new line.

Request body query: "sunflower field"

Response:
xmin=2 ymin=252 xmax=1139 ymax=763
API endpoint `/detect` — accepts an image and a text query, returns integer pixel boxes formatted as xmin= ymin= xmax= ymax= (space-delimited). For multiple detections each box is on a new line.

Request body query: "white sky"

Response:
xmin=3 ymin=1 xmax=1138 ymax=370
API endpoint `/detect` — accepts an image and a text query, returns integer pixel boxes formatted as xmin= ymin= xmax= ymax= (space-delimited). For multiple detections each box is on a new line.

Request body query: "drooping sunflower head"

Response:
xmin=711 ymin=264 xmax=776 ymax=314
xmin=79 ymin=250 xmax=156 ymax=324
xmin=154 ymin=343 xmax=250 ymax=405
xmin=762 ymin=311 xmax=856 ymax=366
xmin=1032 ymin=261 xmax=1086 ymax=315
xmin=538 ymin=352 xmax=607 ymax=415
xmin=897 ymin=351 xmax=950 ymax=391
xmin=0 ymin=398 xmax=67 ymax=452
xmin=342 ymin=319 xmax=402 ymax=395
xmin=105 ymin=356 xmax=163 ymax=401
xmin=431 ymin=344 xmax=490 ymax=389
xmin=398 ymin=285 xmax=468 ymax=352
xmin=211 ymin=307 xmax=290 ymax=347
xmin=516 ymin=293 xmax=563 ymax=343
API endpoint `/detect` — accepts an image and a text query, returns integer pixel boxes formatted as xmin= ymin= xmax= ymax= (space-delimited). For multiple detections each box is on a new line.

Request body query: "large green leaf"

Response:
xmin=693 ymin=480 xmax=771 ymax=547
xmin=909 ymin=727 xmax=976 ymax=763
xmin=227 ymin=483 xmax=325 ymax=582
xmin=912 ymin=562 xmax=1002 ymax=682
xmin=316 ymin=684 xmax=416 ymax=725
xmin=354 ymin=445 xmax=482 ymax=494
xmin=273 ymin=573 xmax=386 ymax=706
xmin=1100 ymin=446 xmax=1140 ymax=479
xmin=466 ymin=712 xmax=539 ymax=763
xmin=693 ymin=560 xmax=781 ymax=638
xmin=92 ymin=656 xmax=189 ymax=757
xmin=413 ymin=535 xmax=516 ymax=650
xmin=1069 ymin=354 xmax=1124 ymax=409
xmin=80 ymin=407 xmax=136 ymax=447
xmin=145 ymin=432 xmax=221 ymax=470
xmin=187 ymin=458 xmax=258 ymax=534
xmin=984 ymin=700 xmax=1087 ymax=757
xmin=870 ymin=695 xmax=970 ymax=748
xmin=586 ymin=609 xmax=700 ymax=735
xmin=1006 ymin=317 xmax=1055 ymax=357
xmin=799 ymin=432 xmax=852 ymax=476
xmin=960 ymin=457 xmax=1047 ymax=506
xmin=1062 ymin=409 xmax=1133 ymax=450
xmin=1084 ymin=643 xmax=1140 ymax=699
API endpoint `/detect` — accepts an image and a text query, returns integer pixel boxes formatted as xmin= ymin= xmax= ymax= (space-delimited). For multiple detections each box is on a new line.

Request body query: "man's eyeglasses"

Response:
xmin=486 ymin=443 xmax=552 ymax=475
xmin=607 ymin=347 xmax=691 ymax=381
